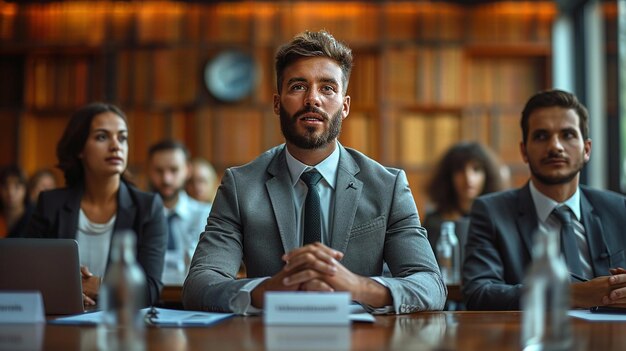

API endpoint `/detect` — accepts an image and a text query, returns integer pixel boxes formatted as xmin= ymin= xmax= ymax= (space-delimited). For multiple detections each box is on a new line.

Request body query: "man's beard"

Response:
xmin=150 ymin=183 xmax=183 ymax=203
xmin=528 ymin=151 xmax=585 ymax=185
xmin=279 ymin=105 xmax=342 ymax=149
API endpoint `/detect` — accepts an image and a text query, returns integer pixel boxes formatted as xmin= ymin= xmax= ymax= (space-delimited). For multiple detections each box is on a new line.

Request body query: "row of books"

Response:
xmin=1 ymin=1 xmax=558 ymax=46
xmin=24 ymin=55 xmax=98 ymax=111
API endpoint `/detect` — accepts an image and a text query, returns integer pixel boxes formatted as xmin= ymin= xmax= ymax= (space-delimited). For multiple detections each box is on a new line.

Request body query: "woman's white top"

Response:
xmin=76 ymin=209 xmax=115 ymax=278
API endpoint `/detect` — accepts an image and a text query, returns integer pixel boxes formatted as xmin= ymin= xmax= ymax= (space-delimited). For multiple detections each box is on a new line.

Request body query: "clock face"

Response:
xmin=204 ymin=51 xmax=257 ymax=102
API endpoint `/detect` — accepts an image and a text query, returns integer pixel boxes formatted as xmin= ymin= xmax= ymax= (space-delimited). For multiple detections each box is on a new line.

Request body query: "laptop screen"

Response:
xmin=0 ymin=238 xmax=84 ymax=315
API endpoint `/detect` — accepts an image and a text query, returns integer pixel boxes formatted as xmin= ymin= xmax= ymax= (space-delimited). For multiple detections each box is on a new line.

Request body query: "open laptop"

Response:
xmin=0 ymin=238 xmax=84 ymax=315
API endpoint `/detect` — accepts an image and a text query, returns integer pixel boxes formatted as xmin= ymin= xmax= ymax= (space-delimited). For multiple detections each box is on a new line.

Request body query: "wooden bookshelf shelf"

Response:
xmin=465 ymin=43 xmax=551 ymax=57
xmin=0 ymin=0 xmax=565 ymax=212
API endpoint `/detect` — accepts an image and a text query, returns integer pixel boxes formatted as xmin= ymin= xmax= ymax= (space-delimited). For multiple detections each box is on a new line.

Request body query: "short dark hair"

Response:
xmin=427 ymin=142 xmax=503 ymax=215
xmin=275 ymin=30 xmax=353 ymax=95
xmin=57 ymin=102 xmax=127 ymax=187
xmin=147 ymin=140 xmax=190 ymax=161
xmin=521 ymin=89 xmax=589 ymax=143
xmin=0 ymin=165 xmax=27 ymax=188
xmin=0 ymin=165 xmax=29 ymax=208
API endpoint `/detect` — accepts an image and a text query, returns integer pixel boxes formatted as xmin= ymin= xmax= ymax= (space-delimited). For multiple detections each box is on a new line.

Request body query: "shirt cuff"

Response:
xmin=228 ymin=277 xmax=269 ymax=315
xmin=360 ymin=277 xmax=395 ymax=315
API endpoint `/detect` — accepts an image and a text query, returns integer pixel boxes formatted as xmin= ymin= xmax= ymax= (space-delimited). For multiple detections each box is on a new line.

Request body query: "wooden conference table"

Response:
xmin=2 ymin=311 xmax=624 ymax=350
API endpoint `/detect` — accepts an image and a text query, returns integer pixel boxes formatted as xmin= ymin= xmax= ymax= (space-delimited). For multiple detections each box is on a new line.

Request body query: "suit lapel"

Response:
xmin=59 ymin=186 xmax=83 ymax=239
xmin=114 ymin=181 xmax=137 ymax=234
xmin=330 ymin=146 xmax=361 ymax=253
xmin=516 ymin=184 xmax=538 ymax=259
xmin=580 ymin=191 xmax=610 ymax=275
xmin=266 ymin=147 xmax=299 ymax=253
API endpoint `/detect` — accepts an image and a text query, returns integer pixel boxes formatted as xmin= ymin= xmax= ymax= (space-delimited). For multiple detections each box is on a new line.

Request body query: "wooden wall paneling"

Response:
xmin=136 ymin=2 xmax=183 ymax=44
xmin=436 ymin=47 xmax=463 ymax=106
xmin=0 ymin=111 xmax=17 ymax=166
xmin=0 ymin=2 xmax=17 ymax=41
xmin=385 ymin=47 xmax=417 ymax=105
xmin=108 ymin=2 xmax=134 ymax=44
xmin=260 ymin=109 xmax=283 ymax=152
xmin=250 ymin=2 xmax=279 ymax=46
xmin=431 ymin=113 xmax=461 ymax=162
xmin=281 ymin=2 xmax=379 ymax=45
xmin=131 ymin=50 xmax=153 ymax=107
xmin=383 ymin=2 xmax=420 ymax=42
xmin=190 ymin=106 xmax=214 ymax=160
xmin=0 ymin=54 xmax=24 ymax=109
xmin=416 ymin=47 xmax=435 ymax=105
xmin=125 ymin=109 xmax=168 ymax=167
xmin=404 ymin=169 xmax=431 ymax=223
xmin=204 ymin=3 xmax=253 ymax=44
xmin=349 ymin=50 xmax=377 ymax=109
xmin=212 ymin=107 xmax=264 ymax=169
xmin=495 ymin=111 xmax=524 ymax=165
xmin=339 ymin=111 xmax=373 ymax=158
xmin=152 ymin=48 xmax=198 ymax=107
xmin=251 ymin=47 xmax=275 ymax=105
xmin=461 ymin=107 xmax=491 ymax=146
xmin=398 ymin=113 xmax=428 ymax=168
xmin=19 ymin=113 xmax=68 ymax=177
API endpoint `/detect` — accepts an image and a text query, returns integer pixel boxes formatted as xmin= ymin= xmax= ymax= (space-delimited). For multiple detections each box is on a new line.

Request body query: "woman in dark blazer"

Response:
xmin=26 ymin=103 xmax=167 ymax=307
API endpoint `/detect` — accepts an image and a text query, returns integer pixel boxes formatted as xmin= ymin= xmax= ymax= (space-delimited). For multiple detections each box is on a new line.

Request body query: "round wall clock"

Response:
xmin=204 ymin=51 xmax=257 ymax=102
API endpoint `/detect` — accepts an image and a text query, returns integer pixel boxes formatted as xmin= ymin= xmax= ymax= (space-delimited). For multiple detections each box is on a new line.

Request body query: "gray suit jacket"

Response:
xmin=462 ymin=184 xmax=626 ymax=310
xmin=183 ymin=144 xmax=446 ymax=313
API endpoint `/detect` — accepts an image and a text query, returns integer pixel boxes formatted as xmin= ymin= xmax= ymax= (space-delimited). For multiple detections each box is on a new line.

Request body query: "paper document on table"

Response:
xmin=568 ymin=310 xmax=626 ymax=322
xmin=50 ymin=308 xmax=233 ymax=327
xmin=349 ymin=304 xmax=375 ymax=323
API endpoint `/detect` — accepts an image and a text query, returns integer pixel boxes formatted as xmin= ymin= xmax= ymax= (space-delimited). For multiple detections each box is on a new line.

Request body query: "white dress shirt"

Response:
xmin=529 ymin=181 xmax=593 ymax=279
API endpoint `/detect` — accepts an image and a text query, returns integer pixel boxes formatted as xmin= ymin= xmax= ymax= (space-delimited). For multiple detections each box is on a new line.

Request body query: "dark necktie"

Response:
xmin=300 ymin=170 xmax=322 ymax=246
xmin=552 ymin=205 xmax=583 ymax=277
xmin=167 ymin=212 xmax=177 ymax=250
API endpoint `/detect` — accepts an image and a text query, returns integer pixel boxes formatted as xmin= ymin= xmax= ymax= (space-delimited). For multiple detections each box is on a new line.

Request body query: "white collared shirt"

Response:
xmin=529 ymin=181 xmax=593 ymax=279
xmin=164 ymin=191 xmax=212 ymax=276
xmin=285 ymin=144 xmax=340 ymax=246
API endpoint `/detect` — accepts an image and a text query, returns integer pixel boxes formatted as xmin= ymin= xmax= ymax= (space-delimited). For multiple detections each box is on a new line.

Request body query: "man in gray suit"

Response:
xmin=463 ymin=90 xmax=626 ymax=310
xmin=183 ymin=30 xmax=446 ymax=314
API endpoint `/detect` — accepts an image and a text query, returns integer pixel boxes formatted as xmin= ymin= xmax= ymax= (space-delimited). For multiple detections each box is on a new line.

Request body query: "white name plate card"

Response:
xmin=264 ymin=292 xmax=350 ymax=325
xmin=0 ymin=292 xmax=45 ymax=323
xmin=265 ymin=325 xmax=350 ymax=351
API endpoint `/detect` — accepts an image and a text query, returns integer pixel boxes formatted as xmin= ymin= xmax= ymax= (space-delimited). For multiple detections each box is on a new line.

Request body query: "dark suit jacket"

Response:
xmin=183 ymin=144 xmax=446 ymax=313
xmin=25 ymin=180 xmax=167 ymax=305
xmin=462 ymin=184 xmax=626 ymax=310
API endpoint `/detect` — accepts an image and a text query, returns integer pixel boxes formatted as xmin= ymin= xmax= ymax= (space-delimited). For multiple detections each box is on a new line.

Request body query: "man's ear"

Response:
xmin=341 ymin=95 xmax=350 ymax=120
xmin=583 ymin=138 xmax=592 ymax=163
xmin=520 ymin=141 xmax=528 ymax=164
xmin=273 ymin=94 xmax=280 ymax=115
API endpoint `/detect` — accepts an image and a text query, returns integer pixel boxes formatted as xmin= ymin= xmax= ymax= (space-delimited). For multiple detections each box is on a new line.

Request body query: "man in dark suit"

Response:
xmin=462 ymin=89 xmax=626 ymax=310
xmin=183 ymin=30 xmax=446 ymax=314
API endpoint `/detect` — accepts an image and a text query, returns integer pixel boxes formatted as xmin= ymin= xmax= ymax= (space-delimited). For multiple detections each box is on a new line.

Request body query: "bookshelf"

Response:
xmin=0 ymin=1 xmax=560 ymax=211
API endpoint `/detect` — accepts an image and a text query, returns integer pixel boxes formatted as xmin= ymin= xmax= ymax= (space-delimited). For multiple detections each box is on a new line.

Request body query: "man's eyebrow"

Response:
xmin=319 ymin=77 xmax=339 ymax=85
xmin=286 ymin=77 xmax=307 ymax=86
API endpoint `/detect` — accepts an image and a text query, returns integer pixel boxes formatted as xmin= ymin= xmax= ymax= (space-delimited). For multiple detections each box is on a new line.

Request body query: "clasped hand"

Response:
xmin=251 ymin=242 xmax=389 ymax=308
xmin=80 ymin=265 xmax=100 ymax=307
xmin=571 ymin=267 xmax=626 ymax=308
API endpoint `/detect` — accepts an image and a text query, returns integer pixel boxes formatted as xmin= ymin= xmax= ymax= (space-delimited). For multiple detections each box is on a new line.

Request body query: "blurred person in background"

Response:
xmin=26 ymin=102 xmax=166 ymax=307
xmin=424 ymin=141 xmax=504 ymax=256
xmin=27 ymin=168 xmax=57 ymax=205
xmin=186 ymin=157 xmax=217 ymax=204
xmin=147 ymin=141 xmax=211 ymax=277
xmin=0 ymin=165 xmax=33 ymax=238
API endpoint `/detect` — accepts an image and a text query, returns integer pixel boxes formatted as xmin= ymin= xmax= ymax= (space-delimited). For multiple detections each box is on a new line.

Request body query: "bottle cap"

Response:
xmin=441 ymin=221 xmax=455 ymax=233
